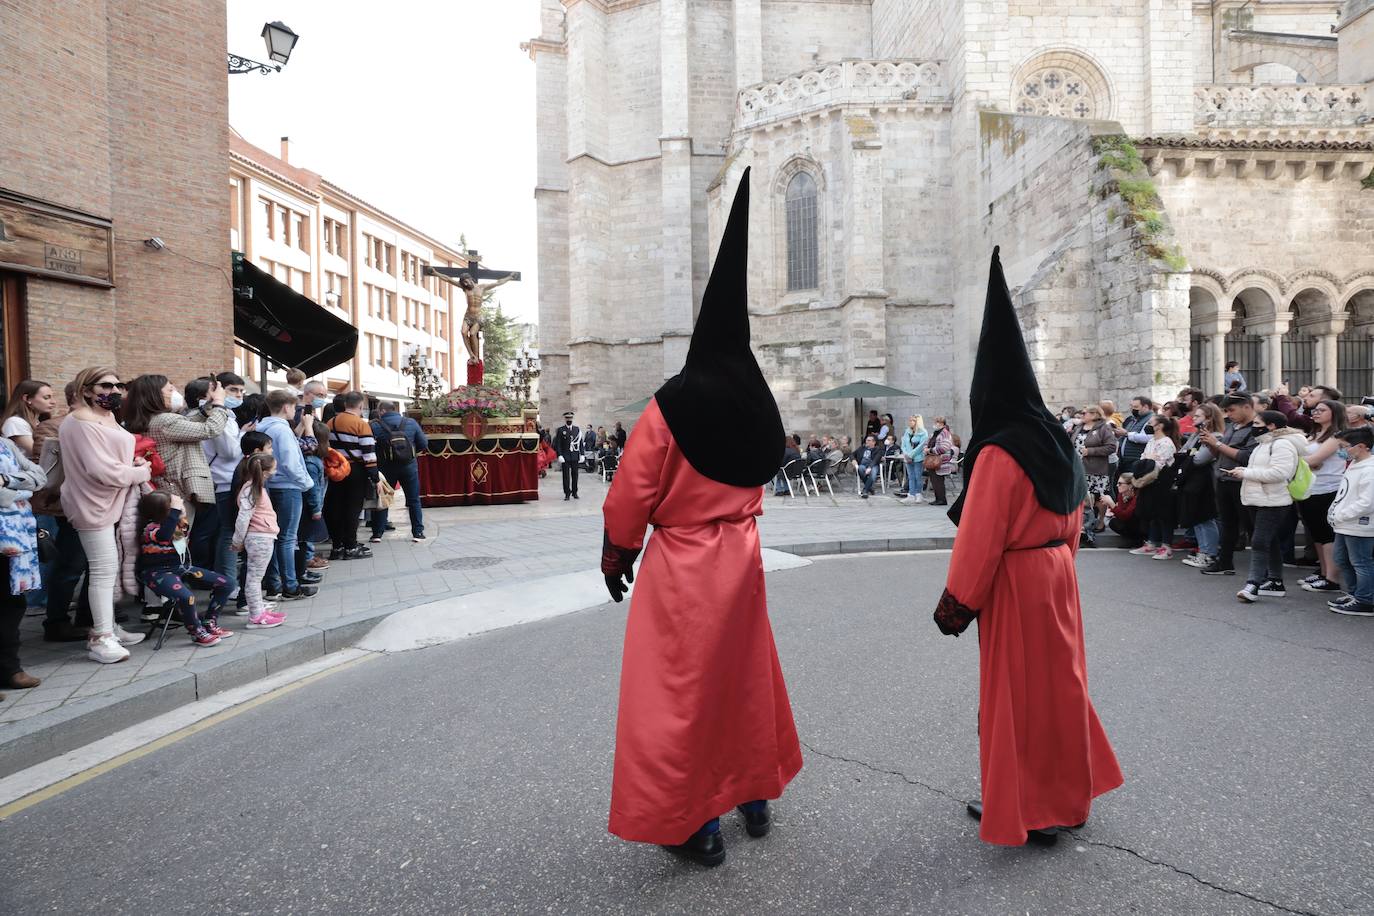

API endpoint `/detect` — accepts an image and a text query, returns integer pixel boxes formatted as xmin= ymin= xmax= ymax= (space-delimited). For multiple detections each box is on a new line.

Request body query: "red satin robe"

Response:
xmin=605 ymin=398 xmax=803 ymax=845
xmin=936 ymin=445 xmax=1123 ymax=845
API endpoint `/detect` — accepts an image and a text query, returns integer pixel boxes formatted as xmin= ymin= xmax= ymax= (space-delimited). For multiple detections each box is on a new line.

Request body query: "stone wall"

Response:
xmin=1338 ymin=0 xmax=1374 ymax=83
xmin=974 ymin=113 xmax=1190 ymax=408
xmin=760 ymin=0 xmax=873 ymax=80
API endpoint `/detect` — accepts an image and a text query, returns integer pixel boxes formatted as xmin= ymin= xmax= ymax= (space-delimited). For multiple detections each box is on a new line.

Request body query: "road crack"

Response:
xmin=801 ymin=740 xmax=1328 ymax=916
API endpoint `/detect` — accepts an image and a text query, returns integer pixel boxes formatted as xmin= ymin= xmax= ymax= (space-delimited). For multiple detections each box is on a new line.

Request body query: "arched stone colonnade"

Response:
xmin=1189 ymin=268 xmax=1374 ymax=397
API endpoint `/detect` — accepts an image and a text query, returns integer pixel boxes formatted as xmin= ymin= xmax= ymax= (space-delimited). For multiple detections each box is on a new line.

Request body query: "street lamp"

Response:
xmin=228 ymin=20 xmax=299 ymax=75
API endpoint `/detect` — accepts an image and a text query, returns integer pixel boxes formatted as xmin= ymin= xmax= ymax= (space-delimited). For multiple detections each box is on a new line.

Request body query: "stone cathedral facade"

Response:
xmin=526 ymin=0 xmax=1374 ymax=436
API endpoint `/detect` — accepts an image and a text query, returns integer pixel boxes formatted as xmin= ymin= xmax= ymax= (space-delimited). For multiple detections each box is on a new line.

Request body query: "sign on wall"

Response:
xmin=0 ymin=189 xmax=114 ymax=288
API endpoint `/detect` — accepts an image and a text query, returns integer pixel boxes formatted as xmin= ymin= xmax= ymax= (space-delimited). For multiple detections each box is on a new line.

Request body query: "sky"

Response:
xmin=227 ymin=0 xmax=540 ymax=323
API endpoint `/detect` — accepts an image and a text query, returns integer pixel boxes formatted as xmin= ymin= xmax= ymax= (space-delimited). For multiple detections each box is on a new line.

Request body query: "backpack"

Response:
xmin=1288 ymin=444 xmax=1314 ymax=501
xmin=377 ymin=416 xmax=415 ymax=465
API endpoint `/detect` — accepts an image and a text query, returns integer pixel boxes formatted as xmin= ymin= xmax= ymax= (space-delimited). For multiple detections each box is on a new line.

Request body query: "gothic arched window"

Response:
xmin=785 ymin=172 xmax=819 ymax=291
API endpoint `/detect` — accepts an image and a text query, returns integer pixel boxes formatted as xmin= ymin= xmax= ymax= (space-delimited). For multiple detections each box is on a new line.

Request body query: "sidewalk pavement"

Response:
xmin=0 ymin=467 xmax=962 ymax=776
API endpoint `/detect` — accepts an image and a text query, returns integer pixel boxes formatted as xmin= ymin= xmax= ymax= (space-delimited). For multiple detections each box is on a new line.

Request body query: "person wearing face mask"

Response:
xmin=123 ymin=374 xmax=229 ymax=550
xmin=1223 ymin=410 xmax=1307 ymax=603
xmin=1198 ymin=392 xmax=1260 ymax=576
xmin=1112 ymin=396 xmax=1155 ymax=471
xmin=58 ymin=367 xmax=152 ymax=663
xmin=553 ymin=411 xmax=582 ymax=500
xmin=197 ymin=373 xmax=245 ymax=583
xmin=1326 ymin=426 xmax=1374 ymax=617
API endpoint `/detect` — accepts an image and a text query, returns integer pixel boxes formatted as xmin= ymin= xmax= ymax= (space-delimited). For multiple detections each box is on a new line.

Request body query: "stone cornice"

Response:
xmin=520 ymin=38 xmax=566 ymax=60
xmin=1138 ymin=135 xmax=1374 ymax=151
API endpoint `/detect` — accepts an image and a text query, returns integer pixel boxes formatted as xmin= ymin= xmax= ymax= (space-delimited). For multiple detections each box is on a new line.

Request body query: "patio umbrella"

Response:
xmin=614 ymin=395 xmax=653 ymax=415
xmin=803 ymin=379 xmax=919 ymax=443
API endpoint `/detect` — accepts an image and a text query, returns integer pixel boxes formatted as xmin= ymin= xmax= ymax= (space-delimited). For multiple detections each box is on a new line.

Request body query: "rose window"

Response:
xmin=1016 ymin=67 xmax=1101 ymax=119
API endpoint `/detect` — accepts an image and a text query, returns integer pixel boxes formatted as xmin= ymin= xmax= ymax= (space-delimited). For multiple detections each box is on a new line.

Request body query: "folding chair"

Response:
xmin=805 ymin=457 xmax=832 ymax=496
xmin=779 ymin=457 xmax=807 ymax=498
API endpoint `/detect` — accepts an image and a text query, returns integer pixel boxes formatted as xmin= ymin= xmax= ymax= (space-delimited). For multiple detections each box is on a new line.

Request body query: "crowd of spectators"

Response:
xmin=771 ymin=410 xmax=962 ymax=505
xmin=0 ymin=368 xmax=433 ymax=698
xmin=1061 ymin=380 xmax=1374 ymax=618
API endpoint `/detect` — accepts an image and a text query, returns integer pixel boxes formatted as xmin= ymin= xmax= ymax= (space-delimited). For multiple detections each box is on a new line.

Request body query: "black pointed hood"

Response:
xmin=947 ymin=247 xmax=1086 ymax=525
xmin=655 ymin=167 xmax=785 ymax=487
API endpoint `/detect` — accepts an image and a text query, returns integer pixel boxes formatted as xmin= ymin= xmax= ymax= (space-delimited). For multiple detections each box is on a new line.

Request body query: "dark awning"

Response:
xmin=232 ymin=252 xmax=358 ymax=376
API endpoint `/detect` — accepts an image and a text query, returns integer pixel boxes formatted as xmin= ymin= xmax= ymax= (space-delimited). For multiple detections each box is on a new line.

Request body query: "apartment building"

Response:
xmin=230 ymin=133 xmax=468 ymax=401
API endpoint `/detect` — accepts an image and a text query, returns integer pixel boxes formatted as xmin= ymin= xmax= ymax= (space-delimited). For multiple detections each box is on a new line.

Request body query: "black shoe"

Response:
xmin=737 ymin=801 xmax=771 ymax=838
xmin=861 ymin=493 xmax=870 ymax=499
xmin=265 ymin=590 xmax=284 ymax=601
xmin=573 ymin=493 xmax=579 ymax=499
xmin=385 ymin=523 xmax=396 ymax=531
xmin=42 ymin=621 xmax=90 ymax=643
xmin=1079 ymin=536 xmax=1096 ymax=549
xmin=348 ymin=545 xmax=373 ymax=559
xmin=663 ymin=829 xmax=725 ymax=867
xmin=564 ymin=495 xmax=570 ymax=501
xmin=1257 ymin=579 xmax=1286 ymax=597
xmin=1200 ymin=562 xmax=1236 ymax=576
xmin=1027 ymin=828 xmax=1060 ymax=846
xmin=114 ymin=610 xmax=129 ymax=625
xmin=930 ymin=501 xmax=948 ymax=506
xmin=966 ymin=800 xmax=983 ymax=821
xmin=282 ymin=586 xmax=317 ymax=600
xmin=300 ymin=572 xmax=323 ymax=584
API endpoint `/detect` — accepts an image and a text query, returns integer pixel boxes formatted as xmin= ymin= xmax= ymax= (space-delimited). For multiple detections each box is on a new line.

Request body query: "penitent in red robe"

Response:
xmin=935 ymin=445 xmax=1123 ymax=845
xmin=605 ymin=398 xmax=802 ymax=845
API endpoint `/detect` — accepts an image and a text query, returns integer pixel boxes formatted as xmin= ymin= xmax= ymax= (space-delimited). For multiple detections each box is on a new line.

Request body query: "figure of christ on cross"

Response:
xmin=458 ymin=271 xmax=517 ymax=366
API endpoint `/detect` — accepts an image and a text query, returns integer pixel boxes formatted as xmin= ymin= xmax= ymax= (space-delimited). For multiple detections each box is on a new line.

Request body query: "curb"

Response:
xmin=1 ymin=530 xmax=1136 ymax=777
xmin=770 ymin=533 xmax=1132 ymax=556
xmin=0 ymin=595 xmax=431 ymax=779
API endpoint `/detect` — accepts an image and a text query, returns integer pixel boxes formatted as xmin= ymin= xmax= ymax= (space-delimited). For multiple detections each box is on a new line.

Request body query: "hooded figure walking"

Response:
xmin=601 ymin=168 xmax=802 ymax=867
xmin=933 ymin=248 xmax=1123 ymax=846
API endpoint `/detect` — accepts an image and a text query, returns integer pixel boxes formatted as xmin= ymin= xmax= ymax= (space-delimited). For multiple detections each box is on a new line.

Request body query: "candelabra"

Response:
xmin=403 ymin=348 xmax=446 ymax=404
xmin=506 ymin=348 xmax=541 ymax=403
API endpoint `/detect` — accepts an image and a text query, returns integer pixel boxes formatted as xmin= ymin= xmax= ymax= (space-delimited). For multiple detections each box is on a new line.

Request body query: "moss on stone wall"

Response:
xmin=1093 ymin=134 xmax=1187 ymax=272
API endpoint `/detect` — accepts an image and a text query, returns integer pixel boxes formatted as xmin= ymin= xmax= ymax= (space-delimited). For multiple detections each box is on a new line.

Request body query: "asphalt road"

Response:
xmin=3 ymin=550 xmax=1372 ymax=915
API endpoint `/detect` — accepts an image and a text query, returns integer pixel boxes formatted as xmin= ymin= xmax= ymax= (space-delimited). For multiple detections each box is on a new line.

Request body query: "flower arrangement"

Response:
xmin=422 ymin=385 xmax=527 ymax=419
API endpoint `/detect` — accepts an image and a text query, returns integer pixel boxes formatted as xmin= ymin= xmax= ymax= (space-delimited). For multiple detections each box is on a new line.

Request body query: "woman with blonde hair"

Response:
xmin=58 ymin=367 xmax=150 ymax=664
xmin=1074 ymin=405 xmax=1117 ymax=546
xmin=899 ymin=415 xmax=928 ymax=503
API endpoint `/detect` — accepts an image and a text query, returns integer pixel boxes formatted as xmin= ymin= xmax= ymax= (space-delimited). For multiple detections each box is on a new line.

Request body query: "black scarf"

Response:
xmin=948 ymin=248 xmax=1086 ymax=525
xmin=655 ymin=167 xmax=784 ymax=487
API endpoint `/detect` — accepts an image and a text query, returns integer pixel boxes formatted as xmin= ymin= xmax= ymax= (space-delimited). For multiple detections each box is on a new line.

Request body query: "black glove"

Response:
xmin=601 ymin=529 xmax=641 ymax=603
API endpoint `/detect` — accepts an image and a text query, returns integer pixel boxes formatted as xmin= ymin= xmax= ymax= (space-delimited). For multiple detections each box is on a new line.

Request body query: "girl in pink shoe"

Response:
xmin=232 ymin=454 xmax=285 ymax=629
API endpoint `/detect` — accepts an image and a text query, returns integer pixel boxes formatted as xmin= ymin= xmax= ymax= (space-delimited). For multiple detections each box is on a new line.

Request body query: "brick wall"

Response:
xmin=0 ymin=0 xmax=230 ymax=389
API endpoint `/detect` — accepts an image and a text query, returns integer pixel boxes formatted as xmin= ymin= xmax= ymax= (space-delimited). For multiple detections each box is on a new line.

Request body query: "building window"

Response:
xmin=334 ymin=221 xmax=347 ymax=259
xmin=1013 ymin=52 xmax=1111 ymax=120
xmin=323 ymin=218 xmax=336 ymax=255
xmin=261 ymin=200 xmax=275 ymax=239
xmin=785 ymin=172 xmax=819 ymax=291
xmin=278 ymin=207 xmax=291 ymax=246
xmin=295 ymin=214 xmax=309 ymax=252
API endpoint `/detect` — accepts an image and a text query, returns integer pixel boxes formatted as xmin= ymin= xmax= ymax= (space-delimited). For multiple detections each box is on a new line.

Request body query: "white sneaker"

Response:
xmin=87 ymin=633 xmax=130 ymax=664
xmin=112 ymin=624 xmax=146 ymax=647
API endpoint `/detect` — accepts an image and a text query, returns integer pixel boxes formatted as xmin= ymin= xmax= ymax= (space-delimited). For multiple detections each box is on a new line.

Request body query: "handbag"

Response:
xmin=922 ymin=451 xmax=943 ymax=472
xmin=363 ymin=474 xmax=395 ymax=511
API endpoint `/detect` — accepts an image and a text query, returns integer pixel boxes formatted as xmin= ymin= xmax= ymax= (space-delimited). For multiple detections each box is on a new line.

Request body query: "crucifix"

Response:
xmin=424 ymin=250 xmax=521 ymax=385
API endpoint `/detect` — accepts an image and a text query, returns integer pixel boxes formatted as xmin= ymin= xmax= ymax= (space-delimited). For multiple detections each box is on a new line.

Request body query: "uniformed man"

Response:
xmin=553 ymin=411 xmax=581 ymax=500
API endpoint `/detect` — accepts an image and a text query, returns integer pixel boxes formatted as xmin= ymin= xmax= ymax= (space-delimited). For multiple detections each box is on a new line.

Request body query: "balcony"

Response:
xmin=1194 ymin=84 xmax=1372 ymax=130
xmin=736 ymin=59 xmax=948 ymax=131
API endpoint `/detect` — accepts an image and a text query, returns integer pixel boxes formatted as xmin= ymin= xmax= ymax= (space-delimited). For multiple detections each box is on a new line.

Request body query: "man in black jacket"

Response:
xmin=554 ymin=411 xmax=582 ymax=500
xmin=1198 ymin=393 xmax=1259 ymax=575
xmin=852 ymin=435 xmax=882 ymax=498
